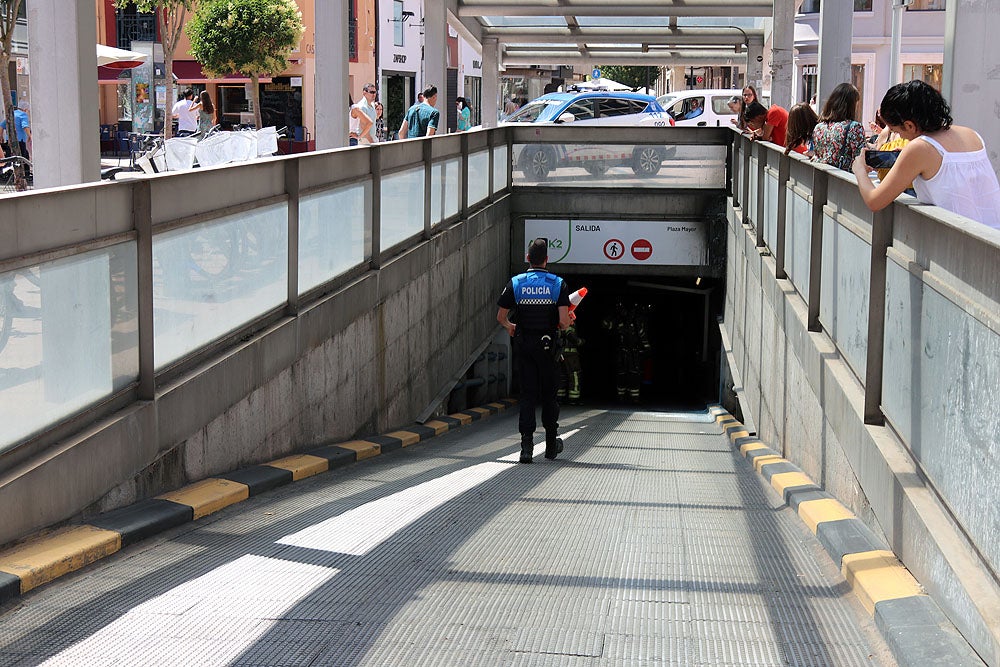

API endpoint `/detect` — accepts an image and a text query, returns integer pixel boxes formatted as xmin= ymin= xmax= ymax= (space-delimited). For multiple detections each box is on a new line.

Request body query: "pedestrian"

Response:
xmin=456 ymin=96 xmax=472 ymax=131
xmin=496 ymin=238 xmax=571 ymax=463
xmin=14 ymin=100 xmax=30 ymax=161
xmin=744 ymin=100 xmax=788 ymax=147
xmin=785 ymin=102 xmax=818 ymax=156
xmin=397 ymin=84 xmax=440 ymax=139
xmin=172 ymin=89 xmax=198 ymax=137
xmin=504 ymin=94 xmax=520 ymax=116
xmin=374 ymin=100 xmax=387 ymax=142
xmin=811 ymin=82 xmax=866 ymax=171
xmin=349 ymin=83 xmax=377 ymax=145
xmin=852 ymin=79 xmax=1000 ymax=229
xmin=195 ymin=90 xmax=216 ymax=137
xmin=727 ymin=95 xmax=746 ymax=129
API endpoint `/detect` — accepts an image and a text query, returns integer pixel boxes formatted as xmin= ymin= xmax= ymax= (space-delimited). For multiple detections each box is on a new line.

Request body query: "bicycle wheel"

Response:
xmin=186 ymin=224 xmax=241 ymax=281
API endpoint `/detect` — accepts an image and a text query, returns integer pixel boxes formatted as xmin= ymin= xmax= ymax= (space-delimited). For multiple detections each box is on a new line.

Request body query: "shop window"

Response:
xmin=908 ymin=0 xmax=946 ymax=8
xmin=903 ymin=64 xmax=943 ymax=91
xmin=393 ymin=1 xmax=404 ymax=47
xmin=851 ymin=63 xmax=865 ymax=120
xmin=799 ymin=0 xmax=873 ymax=12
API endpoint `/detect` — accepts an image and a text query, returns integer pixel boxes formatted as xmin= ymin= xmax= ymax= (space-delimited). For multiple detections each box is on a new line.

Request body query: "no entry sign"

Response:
xmin=630 ymin=239 xmax=653 ymax=261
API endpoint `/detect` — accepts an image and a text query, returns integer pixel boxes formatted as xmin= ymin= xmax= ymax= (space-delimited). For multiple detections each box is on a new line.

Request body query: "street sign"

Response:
xmin=592 ymin=67 xmax=601 ymax=79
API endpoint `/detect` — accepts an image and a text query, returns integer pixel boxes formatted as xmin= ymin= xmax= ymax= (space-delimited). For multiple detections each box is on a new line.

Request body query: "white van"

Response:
xmin=656 ymin=89 xmax=743 ymax=127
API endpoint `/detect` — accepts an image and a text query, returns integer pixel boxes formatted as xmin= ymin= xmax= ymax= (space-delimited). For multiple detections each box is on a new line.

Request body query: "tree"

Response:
xmin=186 ymin=0 xmax=304 ymax=130
xmin=0 ymin=0 xmax=26 ymax=189
xmin=114 ymin=0 xmax=198 ymax=139
xmin=598 ymin=66 xmax=661 ymax=92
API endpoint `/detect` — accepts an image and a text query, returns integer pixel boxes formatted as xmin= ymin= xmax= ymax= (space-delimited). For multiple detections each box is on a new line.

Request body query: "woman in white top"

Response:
xmin=852 ymin=80 xmax=1000 ymax=230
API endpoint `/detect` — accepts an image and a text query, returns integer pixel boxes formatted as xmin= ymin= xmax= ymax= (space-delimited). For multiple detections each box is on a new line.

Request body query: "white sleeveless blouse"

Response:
xmin=912 ymin=133 xmax=1000 ymax=230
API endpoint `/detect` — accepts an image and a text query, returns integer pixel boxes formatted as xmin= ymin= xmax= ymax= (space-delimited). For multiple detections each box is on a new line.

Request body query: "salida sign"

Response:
xmin=524 ymin=219 xmax=706 ymax=266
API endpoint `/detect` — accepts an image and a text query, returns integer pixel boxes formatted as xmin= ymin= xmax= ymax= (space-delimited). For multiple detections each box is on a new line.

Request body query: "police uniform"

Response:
xmin=497 ymin=267 xmax=570 ymax=461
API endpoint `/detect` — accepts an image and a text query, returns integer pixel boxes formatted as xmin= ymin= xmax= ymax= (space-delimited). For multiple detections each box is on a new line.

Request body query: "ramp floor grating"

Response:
xmin=0 ymin=409 xmax=894 ymax=666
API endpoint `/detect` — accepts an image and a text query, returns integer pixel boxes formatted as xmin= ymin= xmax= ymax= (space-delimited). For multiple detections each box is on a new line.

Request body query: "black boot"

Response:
xmin=520 ymin=438 xmax=533 ymax=463
xmin=544 ymin=436 xmax=563 ymax=460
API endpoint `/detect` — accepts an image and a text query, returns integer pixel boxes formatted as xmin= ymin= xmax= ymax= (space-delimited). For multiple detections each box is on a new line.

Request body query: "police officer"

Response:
xmin=497 ymin=238 xmax=571 ymax=463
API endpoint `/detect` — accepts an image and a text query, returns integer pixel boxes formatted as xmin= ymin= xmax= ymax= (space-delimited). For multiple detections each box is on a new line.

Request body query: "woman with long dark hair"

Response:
xmin=195 ymin=90 xmax=216 ymax=136
xmin=785 ymin=103 xmax=818 ymax=156
xmin=811 ymin=82 xmax=866 ymax=170
xmin=852 ymin=80 xmax=1000 ymax=228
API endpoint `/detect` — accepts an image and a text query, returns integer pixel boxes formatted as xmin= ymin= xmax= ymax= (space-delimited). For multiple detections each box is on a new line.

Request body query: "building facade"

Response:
xmin=95 ymin=0 xmax=376 ymax=147
xmin=792 ymin=0 xmax=945 ymax=121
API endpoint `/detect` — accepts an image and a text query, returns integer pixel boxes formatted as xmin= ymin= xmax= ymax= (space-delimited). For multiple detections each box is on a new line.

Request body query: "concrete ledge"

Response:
xmin=876 ymin=596 xmax=988 ymax=666
xmin=709 ymin=406 xmax=985 ymax=667
xmin=0 ymin=399 xmax=515 ymax=606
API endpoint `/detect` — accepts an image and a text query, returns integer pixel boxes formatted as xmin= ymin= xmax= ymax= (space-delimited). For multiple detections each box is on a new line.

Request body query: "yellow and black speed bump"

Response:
xmin=88 ymin=498 xmax=194 ymax=548
xmin=0 ymin=398 xmax=517 ymax=605
xmin=708 ymin=405 xmax=986 ymax=667
xmin=219 ymin=465 xmax=294 ymax=496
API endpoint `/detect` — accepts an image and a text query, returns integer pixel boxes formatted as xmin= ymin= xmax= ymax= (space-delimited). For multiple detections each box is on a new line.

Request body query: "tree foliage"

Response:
xmin=598 ymin=66 xmax=660 ymax=91
xmin=187 ymin=0 xmax=303 ymax=128
xmin=114 ymin=0 xmax=198 ymax=138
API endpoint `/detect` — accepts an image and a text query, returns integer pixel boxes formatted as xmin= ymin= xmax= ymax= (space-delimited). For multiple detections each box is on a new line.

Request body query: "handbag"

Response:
xmin=835 ymin=121 xmax=860 ymax=170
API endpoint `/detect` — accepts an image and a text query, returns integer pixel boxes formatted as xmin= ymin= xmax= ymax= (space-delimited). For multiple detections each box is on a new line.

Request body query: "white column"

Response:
xmin=944 ymin=0 xmax=1000 ymax=177
xmin=817 ymin=0 xmax=853 ymax=111
xmin=770 ymin=0 xmax=795 ymax=109
xmin=423 ymin=0 xmax=448 ymax=130
xmin=481 ymin=37 xmax=499 ymax=127
xmin=315 ymin=0 xmax=349 ymax=150
xmin=25 ymin=0 xmax=99 ymax=187
xmin=745 ymin=40 xmax=764 ymax=95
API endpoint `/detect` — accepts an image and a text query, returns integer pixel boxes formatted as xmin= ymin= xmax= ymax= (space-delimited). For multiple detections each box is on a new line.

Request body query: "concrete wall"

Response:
xmin=0 ymin=199 xmax=511 ymax=546
xmin=723 ymin=134 xmax=1000 ymax=665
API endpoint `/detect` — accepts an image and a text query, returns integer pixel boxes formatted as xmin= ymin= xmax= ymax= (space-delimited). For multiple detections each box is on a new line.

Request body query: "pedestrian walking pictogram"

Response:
xmin=604 ymin=239 xmax=624 ymax=260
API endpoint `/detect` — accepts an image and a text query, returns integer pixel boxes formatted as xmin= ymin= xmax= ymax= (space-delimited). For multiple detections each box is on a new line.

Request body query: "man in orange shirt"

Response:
xmin=745 ymin=101 xmax=788 ymax=147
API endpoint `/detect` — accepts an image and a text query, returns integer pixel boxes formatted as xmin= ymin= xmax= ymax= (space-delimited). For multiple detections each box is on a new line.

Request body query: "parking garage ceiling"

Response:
xmin=454 ymin=0 xmax=772 ymax=69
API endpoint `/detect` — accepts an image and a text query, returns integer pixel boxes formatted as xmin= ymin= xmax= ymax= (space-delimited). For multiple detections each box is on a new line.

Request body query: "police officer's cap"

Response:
xmin=527 ymin=238 xmax=548 ymax=265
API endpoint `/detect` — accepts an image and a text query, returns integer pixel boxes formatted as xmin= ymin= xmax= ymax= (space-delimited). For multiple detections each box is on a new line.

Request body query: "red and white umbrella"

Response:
xmin=96 ymin=44 xmax=147 ymax=70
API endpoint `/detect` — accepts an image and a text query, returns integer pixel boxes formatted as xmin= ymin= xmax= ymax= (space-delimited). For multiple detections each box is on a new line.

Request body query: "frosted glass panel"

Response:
xmin=381 ymin=167 xmax=425 ymax=249
xmin=0 ymin=243 xmax=138 ymax=450
xmin=493 ymin=145 xmax=508 ymax=193
xmin=468 ymin=150 xmax=490 ymax=205
xmin=299 ymin=182 xmax=369 ymax=293
xmin=153 ymin=202 xmax=288 ymax=369
xmin=430 ymin=158 xmax=460 ymax=225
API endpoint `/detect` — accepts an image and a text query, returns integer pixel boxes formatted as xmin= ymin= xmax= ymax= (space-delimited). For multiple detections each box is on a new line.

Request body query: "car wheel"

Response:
xmin=583 ymin=163 xmax=609 ymax=176
xmin=631 ymin=146 xmax=664 ymax=177
xmin=520 ymin=145 xmax=554 ymax=181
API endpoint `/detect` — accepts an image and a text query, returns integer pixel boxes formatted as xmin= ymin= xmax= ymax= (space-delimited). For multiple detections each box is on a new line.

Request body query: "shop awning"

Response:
xmin=172 ymin=60 xmax=272 ymax=84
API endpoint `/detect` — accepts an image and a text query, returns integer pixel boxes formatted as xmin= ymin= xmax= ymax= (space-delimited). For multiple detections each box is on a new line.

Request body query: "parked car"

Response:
xmin=503 ymin=91 xmax=676 ymax=181
xmin=657 ymin=89 xmax=743 ymax=127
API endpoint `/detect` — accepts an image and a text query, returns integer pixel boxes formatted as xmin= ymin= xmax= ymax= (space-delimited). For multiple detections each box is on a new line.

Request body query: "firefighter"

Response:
xmin=602 ymin=301 xmax=651 ymax=403
xmin=558 ymin=323 xmax=584 ymax=405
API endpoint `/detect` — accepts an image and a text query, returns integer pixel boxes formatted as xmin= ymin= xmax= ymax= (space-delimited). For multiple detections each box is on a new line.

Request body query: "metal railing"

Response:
xmin=0 ymin=129 xmax=510 ymax=466
xmin=728 ymin=130 xmax=1000 ymax=584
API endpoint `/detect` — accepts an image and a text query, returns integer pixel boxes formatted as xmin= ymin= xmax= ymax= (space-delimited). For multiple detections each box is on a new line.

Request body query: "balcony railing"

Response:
xmin=116 ymin=13 xmax=157 ymax=50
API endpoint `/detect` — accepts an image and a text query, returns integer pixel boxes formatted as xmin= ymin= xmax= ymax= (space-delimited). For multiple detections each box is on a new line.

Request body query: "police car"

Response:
xmin=503 ymin=90 xmax=675 ymax=181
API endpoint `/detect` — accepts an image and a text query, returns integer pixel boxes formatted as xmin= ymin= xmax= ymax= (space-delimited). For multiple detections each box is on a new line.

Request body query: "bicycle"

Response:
xmin=1 ymin=155 xmax=32 ymax=193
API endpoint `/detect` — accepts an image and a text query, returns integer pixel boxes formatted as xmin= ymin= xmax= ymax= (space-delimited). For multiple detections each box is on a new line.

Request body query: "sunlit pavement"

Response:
xmin=0 ymin=408 xmax=895 ymax=666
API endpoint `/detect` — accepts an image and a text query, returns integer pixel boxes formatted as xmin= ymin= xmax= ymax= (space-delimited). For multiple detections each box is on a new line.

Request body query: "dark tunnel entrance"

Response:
xmin=513 ymin=274 xmax=725 ymax=411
